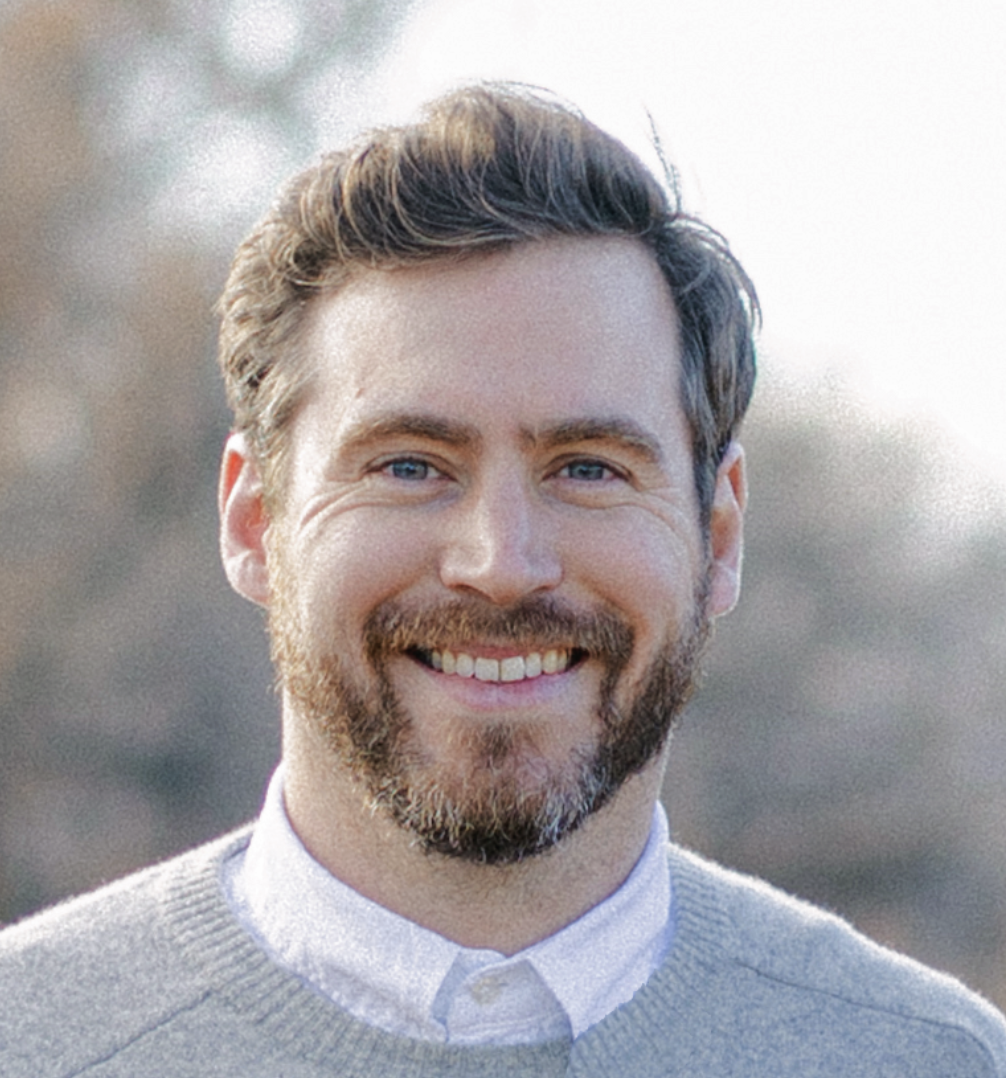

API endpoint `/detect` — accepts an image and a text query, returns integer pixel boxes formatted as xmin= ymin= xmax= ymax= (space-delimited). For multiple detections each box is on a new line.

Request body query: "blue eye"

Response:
xmin=387 ymin=458 xmax=432 ymax=481
xmin=563 ymin=460 xmax=610 ymax=481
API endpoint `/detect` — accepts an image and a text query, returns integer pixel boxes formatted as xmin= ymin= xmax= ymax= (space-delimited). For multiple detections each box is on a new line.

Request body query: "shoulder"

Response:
xmin=0 ymin=827 xmax=253 ymax=1077
xmin=662 ymin=844 xmax=1006 ymax=1074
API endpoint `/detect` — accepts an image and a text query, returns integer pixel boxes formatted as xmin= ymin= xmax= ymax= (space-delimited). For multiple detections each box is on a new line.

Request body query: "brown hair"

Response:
xmin=217 ymin=82 xmax=758 ymax=522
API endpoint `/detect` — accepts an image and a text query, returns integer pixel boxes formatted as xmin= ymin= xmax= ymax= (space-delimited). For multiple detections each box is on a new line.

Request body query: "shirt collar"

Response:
xmin=517 ymin=799 xmax=673 ymax=1036
xmin=226 ymin=766 xmax=673 ymax=1043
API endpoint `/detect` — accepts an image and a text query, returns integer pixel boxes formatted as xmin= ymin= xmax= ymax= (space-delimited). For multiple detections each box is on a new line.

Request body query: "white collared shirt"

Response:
xmin=223 ymin=768 xmax=674 ymax=1045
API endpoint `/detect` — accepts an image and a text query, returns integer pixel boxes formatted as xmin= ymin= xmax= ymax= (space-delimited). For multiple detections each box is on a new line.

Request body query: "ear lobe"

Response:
xmin=707 ymin=441 xmax=746 ymax=618
xmin=219 ymin=433 xmax=271 ymax=606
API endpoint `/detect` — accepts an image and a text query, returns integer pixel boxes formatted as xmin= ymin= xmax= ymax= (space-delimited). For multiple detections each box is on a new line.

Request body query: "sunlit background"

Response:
xmin=200 ymin=0 xmax=1006 ymax=497
xmin=1 ymin=0 xmax=1004 ymax=1008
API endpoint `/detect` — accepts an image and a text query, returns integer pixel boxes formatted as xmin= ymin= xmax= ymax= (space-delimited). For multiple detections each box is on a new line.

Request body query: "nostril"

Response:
xmin=438 ymin=544 xmax=563 ymax=605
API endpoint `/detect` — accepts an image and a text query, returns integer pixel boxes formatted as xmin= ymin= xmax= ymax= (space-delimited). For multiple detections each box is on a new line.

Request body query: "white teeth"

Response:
xmin=429 ymin=648 xmax=570 ymax=681
xmin=500 ymin=656 xmax=525 ymax=682
xmin=474 ymin=657 xmax=500 ymax=682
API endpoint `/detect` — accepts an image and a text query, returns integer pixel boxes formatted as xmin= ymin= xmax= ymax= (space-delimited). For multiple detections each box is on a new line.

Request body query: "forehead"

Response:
xmin=297 ymin=237 xmax=685 ymax=448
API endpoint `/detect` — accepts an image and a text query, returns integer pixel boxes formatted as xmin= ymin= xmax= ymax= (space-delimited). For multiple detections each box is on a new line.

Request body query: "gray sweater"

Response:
xmin=1 ymin=827 xmax=1004 ymax=1076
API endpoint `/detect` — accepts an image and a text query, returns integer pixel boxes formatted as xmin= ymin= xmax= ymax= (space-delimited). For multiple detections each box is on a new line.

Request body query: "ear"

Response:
xmin=707 ymin=441 xmax=747 ymax=618
xmin=219 ymin=433 xmax=271 ymax=606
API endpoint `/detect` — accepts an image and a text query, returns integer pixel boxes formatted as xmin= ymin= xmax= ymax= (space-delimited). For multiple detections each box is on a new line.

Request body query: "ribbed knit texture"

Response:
xmin=2 ymin=826 xmax=1005 ymax=1076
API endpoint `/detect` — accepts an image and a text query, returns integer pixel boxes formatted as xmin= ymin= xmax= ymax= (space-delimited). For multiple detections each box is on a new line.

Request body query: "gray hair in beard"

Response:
xmin=272 ymin=590 xmax=710 ymax=865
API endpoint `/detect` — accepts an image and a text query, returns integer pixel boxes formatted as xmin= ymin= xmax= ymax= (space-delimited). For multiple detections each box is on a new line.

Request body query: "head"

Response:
xmin=217 ymin=82 xmax=757 ymax=529
xmin=218 ymin=84 xmax=757 ymax=866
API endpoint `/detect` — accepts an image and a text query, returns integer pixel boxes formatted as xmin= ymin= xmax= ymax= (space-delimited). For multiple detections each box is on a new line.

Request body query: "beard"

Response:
xmin=270 ymin=567 xmax=710 ymax=866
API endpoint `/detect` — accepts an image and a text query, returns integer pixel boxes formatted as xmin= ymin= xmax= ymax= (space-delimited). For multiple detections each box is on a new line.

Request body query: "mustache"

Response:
xmin=363 ymin=594 xmax=634 ymax=666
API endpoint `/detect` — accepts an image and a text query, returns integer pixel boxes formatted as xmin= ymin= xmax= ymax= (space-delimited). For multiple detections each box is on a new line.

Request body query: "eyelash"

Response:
xmin=556 ymin=459 xmax=618 ymax=482
xmin=383 ymin=457 xmax=441 ymax=481
xmin=378 ymin=455 xmax=625 ymax=485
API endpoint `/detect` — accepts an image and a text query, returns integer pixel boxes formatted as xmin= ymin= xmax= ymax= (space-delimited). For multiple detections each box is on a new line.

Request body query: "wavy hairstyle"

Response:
xmin=217 ymin=83 xmax=758 ymax=524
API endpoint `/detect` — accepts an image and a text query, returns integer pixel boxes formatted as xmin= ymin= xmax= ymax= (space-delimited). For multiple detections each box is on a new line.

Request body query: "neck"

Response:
xmin=281 ymin=721 xmax=666 ymax=955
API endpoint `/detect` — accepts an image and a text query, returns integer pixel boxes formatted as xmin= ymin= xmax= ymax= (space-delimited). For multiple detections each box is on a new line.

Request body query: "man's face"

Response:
xmin=262 ymin=237 xmax=730 ymax=864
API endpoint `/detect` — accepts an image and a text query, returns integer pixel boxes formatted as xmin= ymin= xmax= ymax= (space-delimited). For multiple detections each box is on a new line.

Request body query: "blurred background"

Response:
xmin=1 ymin=0 xmax=1004 ymax=1009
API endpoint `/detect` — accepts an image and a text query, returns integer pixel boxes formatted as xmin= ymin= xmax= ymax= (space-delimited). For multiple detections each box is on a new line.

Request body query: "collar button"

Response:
xmin=468 ymin=974 xmax=505 ymax=1005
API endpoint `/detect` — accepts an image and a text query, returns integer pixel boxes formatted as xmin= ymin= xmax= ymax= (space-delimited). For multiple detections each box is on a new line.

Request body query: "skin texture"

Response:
xmin=220 ymin=236 xmax=746 ymax=953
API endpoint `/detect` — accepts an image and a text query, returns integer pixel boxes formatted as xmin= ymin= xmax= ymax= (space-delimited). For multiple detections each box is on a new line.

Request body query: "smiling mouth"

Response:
xmin=411 ymin=647 xmax=585 ymax=683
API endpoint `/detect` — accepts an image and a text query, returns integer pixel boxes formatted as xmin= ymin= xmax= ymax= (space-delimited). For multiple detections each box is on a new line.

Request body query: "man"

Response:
xmin=1 ymin=83 xmax=1004 ymax=1076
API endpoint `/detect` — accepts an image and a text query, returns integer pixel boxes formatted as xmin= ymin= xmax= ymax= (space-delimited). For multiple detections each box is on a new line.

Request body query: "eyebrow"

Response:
xmin=337 ymin=411 xmax=664 ymax=465
xmin=524 ymin=417 xmax=665 ymax=465
xmin=338 ymin=412 xmax=483 ymax=453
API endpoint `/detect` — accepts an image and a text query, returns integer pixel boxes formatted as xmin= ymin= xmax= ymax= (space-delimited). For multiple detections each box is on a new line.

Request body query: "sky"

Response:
xmin=313 ymin=0 xmax=1006 ymax=497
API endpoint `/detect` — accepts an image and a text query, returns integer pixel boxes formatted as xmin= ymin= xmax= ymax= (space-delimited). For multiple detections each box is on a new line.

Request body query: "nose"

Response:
xmin=439 ymin=469 xmax=562 ymax=605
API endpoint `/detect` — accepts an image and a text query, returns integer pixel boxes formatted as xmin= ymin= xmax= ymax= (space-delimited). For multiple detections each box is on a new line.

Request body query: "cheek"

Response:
xmin=278 ymin=513 xmax=434 ymax=643
xmin=566 ymin=508 xmax=703 ymax=591
xmin=564 ymin=516 xmax=704 ymax=656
